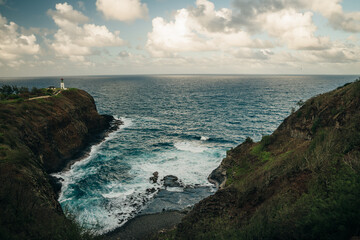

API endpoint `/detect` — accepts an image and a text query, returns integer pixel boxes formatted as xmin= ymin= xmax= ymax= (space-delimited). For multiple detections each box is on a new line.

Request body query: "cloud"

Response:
xmin=0 ymin=14 xmax=40 ymax=65
xmin=48 ymin=2 xmax=88 ymax=29
xmin=188 ymin=0 xmax=233 ymax=33
xmin=146 ymin=0 xmax=270 ymax=57
xmin=232 ymin=48 xmax=272 ymax=60
xmin=301 ymin=0 xmax=360 ymax=32
xmin=48 ymin=3 xmax=124 ymax=62
xmin=260 ymin=9 xmax=330 ymax=50
xmin=305 ymin=42 xmax=359 ymax=63
xmin=96 ymin=0 xmax=148 ymax=22
xmin=0 ymin=0 xmax=6 ymax=5
xmin=232 ymin=0 xmax=360 ymax=33
xmin=146 ymin=10 xmax=210 ymax=57
xmin=118 ymin=50 xmax=130 ymax=57
xmin=143 ymin=0 xmax=359 ymax=73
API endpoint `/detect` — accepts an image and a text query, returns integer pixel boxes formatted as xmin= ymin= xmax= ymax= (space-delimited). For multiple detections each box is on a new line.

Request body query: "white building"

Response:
xmin=60 ymin=78 xmax=66 ymax=90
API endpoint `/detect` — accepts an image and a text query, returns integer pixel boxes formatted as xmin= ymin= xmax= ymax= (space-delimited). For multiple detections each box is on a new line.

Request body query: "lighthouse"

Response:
xmin=60 ymin=78 xmax=66 ymax=90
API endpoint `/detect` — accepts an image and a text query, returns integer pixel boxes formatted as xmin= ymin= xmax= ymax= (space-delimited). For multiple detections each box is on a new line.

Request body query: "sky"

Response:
xmin=0 ymin=0 xmax=359 ymax=77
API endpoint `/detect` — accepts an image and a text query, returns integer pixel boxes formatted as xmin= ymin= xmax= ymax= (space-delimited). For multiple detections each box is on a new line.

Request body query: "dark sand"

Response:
xmin=102 ymin=211 xmax=185 ymax=240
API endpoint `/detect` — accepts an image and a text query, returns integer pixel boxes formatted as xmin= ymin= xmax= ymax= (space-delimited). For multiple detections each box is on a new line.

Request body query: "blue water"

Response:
xmin=0 ymin=75 xmax=356 ymax=233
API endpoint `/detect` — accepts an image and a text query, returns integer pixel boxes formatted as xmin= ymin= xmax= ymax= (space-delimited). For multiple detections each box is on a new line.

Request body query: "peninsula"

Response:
xmin=0 ymin=88 xmax=119 ymax=239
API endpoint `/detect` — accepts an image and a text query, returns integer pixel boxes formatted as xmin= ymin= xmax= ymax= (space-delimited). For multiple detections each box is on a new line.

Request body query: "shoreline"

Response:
xmin=102 ymin=210 xmax=186 ymax=240
xmin=208 ymin=164 xmax=227 ymax=189
xmin=61 ymin=115 xmax=123 ymax=172
xmin=49 ymin=116 xmax=123 ymax=197
xmin=100 ymin=181 xmax=219 ymax=239
xmin=51 ymin=114 xmax=222 ymax=239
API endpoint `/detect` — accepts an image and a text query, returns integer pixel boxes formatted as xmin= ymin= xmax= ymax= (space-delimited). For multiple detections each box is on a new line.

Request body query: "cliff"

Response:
xmin=160 ymin=79 xmax=360 ymax=239
xmin=0 ymin=89 xmax=117 ymax=239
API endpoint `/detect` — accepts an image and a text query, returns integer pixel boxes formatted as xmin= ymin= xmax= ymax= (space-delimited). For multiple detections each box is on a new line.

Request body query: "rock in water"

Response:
xmin=150 ymin=171 xmax=159 ymax=183
xmin=162 ymin=175 xmax=183 ymax=188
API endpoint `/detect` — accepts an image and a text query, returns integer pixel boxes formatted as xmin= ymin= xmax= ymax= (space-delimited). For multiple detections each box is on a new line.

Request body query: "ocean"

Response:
xmin=0 ymin=74 xmax=356 ymax=234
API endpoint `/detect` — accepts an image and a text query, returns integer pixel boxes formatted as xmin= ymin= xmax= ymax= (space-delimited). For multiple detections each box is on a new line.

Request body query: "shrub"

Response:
xmin=245 ymin=137 xmax=254 ymax=144
xmin=261 ymin=135 xmax=274 ymax=147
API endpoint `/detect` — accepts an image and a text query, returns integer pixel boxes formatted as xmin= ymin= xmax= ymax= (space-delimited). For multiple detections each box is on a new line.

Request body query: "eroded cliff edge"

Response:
xmin=160 ymin=79 xmax=360 ymax=240
xmin=0 ymin=89 xmax=118 ymax=239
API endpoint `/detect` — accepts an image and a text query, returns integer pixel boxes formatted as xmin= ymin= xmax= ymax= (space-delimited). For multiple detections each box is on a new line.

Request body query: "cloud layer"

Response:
xmin=145 ymin=0 xmax=360 ymax=69
xmin=146 ymin=0 xmax=272 ymax=57
xmin=231 ymin=0 xmax=360 ymax=33
xmin=0 ymin=14 xmax=40 ymax=67
xmin=96 ymin=0 xmax=148 ymax=22
xmin=48 ymin=2 xmax=124 ymax=62
xmin=0 ymin=0 xmax=359 ymax=75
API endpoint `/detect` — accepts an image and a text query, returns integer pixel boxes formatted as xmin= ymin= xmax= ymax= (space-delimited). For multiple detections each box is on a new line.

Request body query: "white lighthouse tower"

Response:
xmin=60 ymin=78 xmax=66 ymax=90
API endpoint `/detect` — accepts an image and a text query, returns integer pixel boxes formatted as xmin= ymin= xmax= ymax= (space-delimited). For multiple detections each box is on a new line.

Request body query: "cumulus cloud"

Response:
xmin=48 ymin=3 xmax=124 ymax=62
xmin=232 ymin=0 xmax=360 ymax=33
xmin=146 ymin=0 xmax=270 ymax=57
xmin=96 ymin=0 xmax=148 ymax=22
xmin=0 ymin=14 xmax=40 ymax=65
xmin=260 ymin=9 xmax=330 ymax=50
xmin=305 ymin=42 xmax=359 ymax=63
xmin=144 ymin=0 xmax=360 ymax=73
xmin=298 ymin=0 xmax=360 ymax=32
xmin=189 ymin=0 xmax=233 ymax=32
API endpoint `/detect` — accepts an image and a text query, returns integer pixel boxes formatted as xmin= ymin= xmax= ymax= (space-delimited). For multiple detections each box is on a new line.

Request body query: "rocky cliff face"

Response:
xmin=0 ymin=89 xmax=117 ymax=239
xmin=163 ymin=79 xmax=360 ymax=240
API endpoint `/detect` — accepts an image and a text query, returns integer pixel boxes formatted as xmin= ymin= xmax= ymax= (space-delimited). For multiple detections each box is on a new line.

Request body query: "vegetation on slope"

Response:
xmin=0 ymin=84 xmax=58 ymax=101
xmin=0 ymin=89 xmax=111 ymax=240
xmin=159 ymin=78 xmax=360 ymax=240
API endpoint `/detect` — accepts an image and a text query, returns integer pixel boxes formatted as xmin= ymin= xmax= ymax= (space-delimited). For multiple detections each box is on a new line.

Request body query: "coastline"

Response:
xmin=50 ymin=116 xmax=123 ymax=197
xmin=56 ymin=115 xmax=122 ymax=173
xmin=61 ymin=116 xmax=122 ymax=172
xmin=208 ymin=164 xmax=227 ymax=189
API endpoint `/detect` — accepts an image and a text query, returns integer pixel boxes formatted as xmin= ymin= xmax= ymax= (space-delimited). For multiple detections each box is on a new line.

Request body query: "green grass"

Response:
xmin=0 ymin=98 xmax=24 ymax=104
xmin=250 ymin=136 xmax=274 ymax=163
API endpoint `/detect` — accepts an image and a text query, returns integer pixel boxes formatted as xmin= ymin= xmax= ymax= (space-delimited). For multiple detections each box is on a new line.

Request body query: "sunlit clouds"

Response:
xmin=0 ymin=14 xmax=40 ymax=67
xmin=49 ymin=3 xmax=124 ymax=63
xmin=96 ymin=0 xmax=148 ymax=22
xmin=0 ymin=0 xmax=359 ymax=76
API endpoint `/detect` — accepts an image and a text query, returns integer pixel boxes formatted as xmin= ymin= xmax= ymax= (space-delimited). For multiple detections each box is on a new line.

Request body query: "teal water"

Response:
xmin=0 ymin=75 xmax=356 ymax=233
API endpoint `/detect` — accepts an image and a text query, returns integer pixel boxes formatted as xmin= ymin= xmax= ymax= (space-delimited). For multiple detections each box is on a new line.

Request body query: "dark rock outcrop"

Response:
xmin=150 ymin=171 xmax=159 ymax=183
xmin=162 ymin=175 xmax=184 ymax=188
xmin=208 ymin=165 xmax=226 ymax=189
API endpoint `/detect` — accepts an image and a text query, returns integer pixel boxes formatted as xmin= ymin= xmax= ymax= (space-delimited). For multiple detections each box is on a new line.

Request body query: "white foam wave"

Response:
xmin=132 ymin=143 xmax=223 ymax=187
xmin=200 ymin=136 xmax=210 ymax=141
xmin=166 ymin=187 xmax=184 ymax=192
xmin=101 ymin=187 xmax=134 ymax=199
xmin=119 ymin=117 xmax=133 ymax=129
xmin=174 ymin=141 xmax=207 ymax=153
xmin=52 ymin=116 xmax=225 ymax=235
xmin=52 ymin=117 xmax=132 ymax=205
